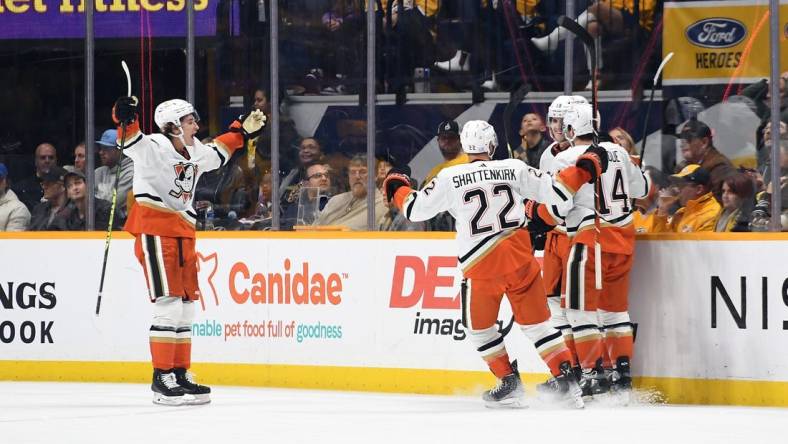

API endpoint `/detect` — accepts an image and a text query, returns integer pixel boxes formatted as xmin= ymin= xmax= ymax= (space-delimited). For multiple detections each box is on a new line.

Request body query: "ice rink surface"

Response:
xmin=0 ymin=382 xmax=785 ymax=444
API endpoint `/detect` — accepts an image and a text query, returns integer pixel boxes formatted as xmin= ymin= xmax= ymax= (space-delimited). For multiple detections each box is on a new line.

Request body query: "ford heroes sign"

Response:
xmin=685 ymin=18 xmax=747 ymax=49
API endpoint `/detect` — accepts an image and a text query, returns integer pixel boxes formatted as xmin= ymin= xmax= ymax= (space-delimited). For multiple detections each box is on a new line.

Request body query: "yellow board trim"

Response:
xmin=2 ymin=361 xmax=787 ymax=406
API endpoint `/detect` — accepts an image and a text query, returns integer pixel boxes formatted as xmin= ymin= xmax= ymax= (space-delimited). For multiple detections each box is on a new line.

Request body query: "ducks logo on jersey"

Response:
xmin=169 ymin=162 xmax=199 ymax=202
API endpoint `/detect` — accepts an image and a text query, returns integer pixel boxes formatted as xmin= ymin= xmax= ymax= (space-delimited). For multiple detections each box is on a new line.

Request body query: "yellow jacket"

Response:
xmin=652 ymin=192 xmax=721 ymax=233
xmin=713 ymin=208 xmax=744 ymax=232
xmin=633 ymin=210 xmax=659 ymax=233
xmin=611 ymin=0 xmax=657 ymax=31
xmin=422 ymin=153 xmax=468 ymax=186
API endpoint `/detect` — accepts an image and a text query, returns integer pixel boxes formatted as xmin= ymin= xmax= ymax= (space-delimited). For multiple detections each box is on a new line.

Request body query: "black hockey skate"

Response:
xmin=536 ymin=361 xmax=585 ymax=409
xmin=482 ymin=360 xmax=526 ymax=409
xmin=174 ymin=367 xmax=212 ymax=405
xmin=608 ymin=357 xmax=632 ymax=391
xmin=579 ymin=361 xmax=611 ymax=398
xmin=152 ymin=368 xmax=186 ymax=406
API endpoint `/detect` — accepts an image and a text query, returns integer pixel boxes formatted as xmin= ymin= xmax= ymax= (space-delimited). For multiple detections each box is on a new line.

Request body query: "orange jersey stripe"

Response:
xmin=124 ymin=201 xmax=196 ymax=239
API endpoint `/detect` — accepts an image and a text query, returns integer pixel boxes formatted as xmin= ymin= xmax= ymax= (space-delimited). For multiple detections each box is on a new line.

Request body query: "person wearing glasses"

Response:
xmin=12 ymin=142 xmax=59 ymax=212
xmin=282 ymin=162 xmax=332 ymax=230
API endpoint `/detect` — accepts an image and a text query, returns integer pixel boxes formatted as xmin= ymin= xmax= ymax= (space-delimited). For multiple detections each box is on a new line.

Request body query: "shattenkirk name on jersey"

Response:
xmin=451 ymin=167 xmax=516 ymax=188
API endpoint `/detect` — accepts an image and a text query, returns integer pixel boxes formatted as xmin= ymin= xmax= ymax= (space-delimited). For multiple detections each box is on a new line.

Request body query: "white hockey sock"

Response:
xmin=532 ymin=11 xmax=595 ymax=52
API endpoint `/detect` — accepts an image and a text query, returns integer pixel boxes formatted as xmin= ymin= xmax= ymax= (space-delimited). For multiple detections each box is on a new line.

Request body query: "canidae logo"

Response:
xmin=195 ymin=253 xmax=345 ymax=310
xmin=230 ymin=258 xmax=344 ymax=305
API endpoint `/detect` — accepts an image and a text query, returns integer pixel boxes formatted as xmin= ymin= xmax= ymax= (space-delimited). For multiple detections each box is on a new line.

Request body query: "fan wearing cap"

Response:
xmin=94 ymin=128 xmax=135 ymax=218
xmin=653 ymin=164 xmax=721 ymax=233
xmin=0 ymin=163 xmax=31 ymax=231
xmin=676 ymin=120 xmax=735 ymax=203
xmin=111 ymin=95 xmax=266 ymax=406
xmin=422 ymin=120 xmax=468 ymax=185
xmin=28 ymin=166 xmax=69 ymax=231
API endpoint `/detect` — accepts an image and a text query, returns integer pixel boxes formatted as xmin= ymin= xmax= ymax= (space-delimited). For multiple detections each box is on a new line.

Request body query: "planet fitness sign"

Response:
xmin=0 ymin=0 xmax=220 ymax=39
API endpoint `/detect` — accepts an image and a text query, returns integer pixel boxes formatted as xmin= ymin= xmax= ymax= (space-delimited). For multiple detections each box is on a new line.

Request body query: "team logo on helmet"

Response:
xmin=169 ymin=162 xmax=198 ymax=202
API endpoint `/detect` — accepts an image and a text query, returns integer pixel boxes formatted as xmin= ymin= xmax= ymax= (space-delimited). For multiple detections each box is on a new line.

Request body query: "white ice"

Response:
xmin=0 ymin=382 xmax=785 ymax=444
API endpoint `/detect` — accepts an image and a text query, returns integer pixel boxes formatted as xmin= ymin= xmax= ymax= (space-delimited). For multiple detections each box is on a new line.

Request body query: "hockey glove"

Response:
xmin=575 ymin=144 xmax=609 ymax=183
xmin=382 ymin=166 xmax=412 ymax=203
xmin=230 ymin=110 xmax=267 ymax=141
xmin=523 ymin=199 xmax=556 ymax=235
xmin=113 ymin=96 xmax=139 ymax=125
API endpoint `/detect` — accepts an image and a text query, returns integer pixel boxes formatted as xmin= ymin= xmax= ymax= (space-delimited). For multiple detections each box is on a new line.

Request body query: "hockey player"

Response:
xmin=112 ymin=96 xmax=266 ymax=405
xmin=532 ymin=103 xmax=649 ymax=397
xmin=533 ymin=95 xmax=590 ymax=378
xmin=382 ymin=120 xmax=608 ymax=409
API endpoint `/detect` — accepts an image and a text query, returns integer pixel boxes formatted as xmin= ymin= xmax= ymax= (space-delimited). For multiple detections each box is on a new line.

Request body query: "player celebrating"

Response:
xmin=383 ymin=120 xmax=608 ymax=409
xmin=534 ymin=95 xmax=590 ymax=380
xmin=112 ymin=96 xmax=265 ymax=405
xmin=541 ymin=103 xmax=649 ymax=397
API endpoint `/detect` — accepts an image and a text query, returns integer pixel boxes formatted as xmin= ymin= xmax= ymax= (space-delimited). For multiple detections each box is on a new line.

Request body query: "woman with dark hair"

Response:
xmin=715 ymin=172 xmax=755 ymax=232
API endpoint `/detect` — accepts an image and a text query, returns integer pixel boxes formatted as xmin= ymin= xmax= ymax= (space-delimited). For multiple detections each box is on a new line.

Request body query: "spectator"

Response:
xmin=52 ymin=169 xmax=119 ymax=231
xmin=423 ymin=120 xmax=468 ymax=184
xmin=29 ymin=166 xmax=69 ymax=231
xmin=282 ymin=162 xmax=332 ymax=229
xmin=0 ymin=162 xmax=31 ymax=231
xmin=741 ymin=72 xmax=788 ymax=144
xmin=751 ymin=140 xmax=788 ymax=231
xmin=758 ymin=120 xmax=787 ymax=176
xmin=315 ymin=154 xmax=386 ymax=230
xmin=531 ymin=1 xmax=658 ymax=89
xmin=12 ymin=142 xmax=58 ymax=212
xmin=652 ymin=164 xmax=721 ymax=233
xmin=609 ymin=127 xmax=637 ymax=156
xmin=422 ymin=120 xmax=466 ymax=231
xmin=281 ymin=137 xmax=326 ymax=198
xmin=64 ymin=142 xmax=86 ymax=174
xmin=95 ymin=129 xmax=134 ymax=217
xmin=676 ymin=120 xmax=735 ymax=203
xmin=376 ymin=158 xmax=393 ymax=189
xmin=513 ymin=112 xmax=550 ymax=168
xmin=714 ymin=173 xmax=754 ymax=232
xmin=247 ymin=88 xmax=300 ymax=175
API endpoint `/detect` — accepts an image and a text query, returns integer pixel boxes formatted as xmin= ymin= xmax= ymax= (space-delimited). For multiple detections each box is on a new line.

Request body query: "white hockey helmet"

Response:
xmin=154 ymin=99 xmax=200 ymax=134
xmin=460 ymin=120 xmax=498 ymax=156
xmin=562 ymin=103 xmax=599 ymax=144
xmin=547 ymin=95 xmax=575 ymax=121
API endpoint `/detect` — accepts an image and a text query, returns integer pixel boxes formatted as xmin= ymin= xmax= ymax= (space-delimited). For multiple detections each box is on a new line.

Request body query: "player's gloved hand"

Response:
xmin=382 ymin=166 xmax=412 ymax=203
xmin=523 ymin=198 xmax=555 ymax=235
xmin=575 ymin=144 xmax=609 ymax=183
xmin=113 ymin=96 xmax=139 ymax=125
xmin=230 ymin=110 xmax=267 ymax=141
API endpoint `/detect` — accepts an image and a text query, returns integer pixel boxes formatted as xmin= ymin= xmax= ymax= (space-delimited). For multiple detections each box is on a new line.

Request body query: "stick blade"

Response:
xmin=557 ymin=15 xmax=594 ymax=49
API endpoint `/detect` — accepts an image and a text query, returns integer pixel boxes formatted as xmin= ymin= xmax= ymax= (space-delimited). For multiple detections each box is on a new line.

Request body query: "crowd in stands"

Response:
xmin=3 ymin=82 xmax=788 ymax=234
xmin=274 ymin=1 xmax=660 ymax=96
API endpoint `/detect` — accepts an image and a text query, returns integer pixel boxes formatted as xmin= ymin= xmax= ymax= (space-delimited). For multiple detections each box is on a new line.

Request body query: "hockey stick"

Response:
xmin=95 ymin=60 xmax=132 ymax=316
xmin=503 ymin=84 xmax=531 ymax=159
xmin=639 ymin=52 xmax=674 ymax=168
xmin=556 ymin=16 xmax=603 ymax=290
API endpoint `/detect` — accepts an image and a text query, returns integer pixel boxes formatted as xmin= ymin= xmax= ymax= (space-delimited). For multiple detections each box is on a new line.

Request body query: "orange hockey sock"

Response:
xmin=486 ymin=353 xmax=514 ymax=378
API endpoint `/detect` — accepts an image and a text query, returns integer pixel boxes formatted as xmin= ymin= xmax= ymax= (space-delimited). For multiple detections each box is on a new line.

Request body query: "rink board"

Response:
xmin=1 ymin=231 xmax=787 ymax=406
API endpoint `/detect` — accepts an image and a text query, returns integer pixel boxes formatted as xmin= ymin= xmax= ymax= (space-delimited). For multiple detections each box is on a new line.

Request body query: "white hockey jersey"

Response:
xmin=538 ymin=141 xmax=568 ymax=235
xmin=553 ymin=141 xmax=650 ymax=254
xmin=120 ymin=126 xmax=242 ymax=238
xmin=396 ymin=158 xmax=577 ymax=277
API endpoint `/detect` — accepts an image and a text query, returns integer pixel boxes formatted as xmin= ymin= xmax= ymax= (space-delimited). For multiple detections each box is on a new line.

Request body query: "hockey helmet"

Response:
xmin=562 ymin=103 xmax=599 ymax=144
xmin=460 ymin=120 xmax=498 ymax=156
xmin=547 ymin=95 xmax=588 ymax=141
xmin=154 ymin=99 xmax=200 ymax=134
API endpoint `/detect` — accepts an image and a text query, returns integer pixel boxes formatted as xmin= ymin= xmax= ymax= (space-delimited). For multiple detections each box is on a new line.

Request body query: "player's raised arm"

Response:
xmin=384 ymin=165 xmax=450 ymax=222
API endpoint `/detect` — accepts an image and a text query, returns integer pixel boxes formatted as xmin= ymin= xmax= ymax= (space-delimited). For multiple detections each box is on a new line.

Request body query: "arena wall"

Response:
xmin=1 ymin=232 xmax=786 ymax=406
